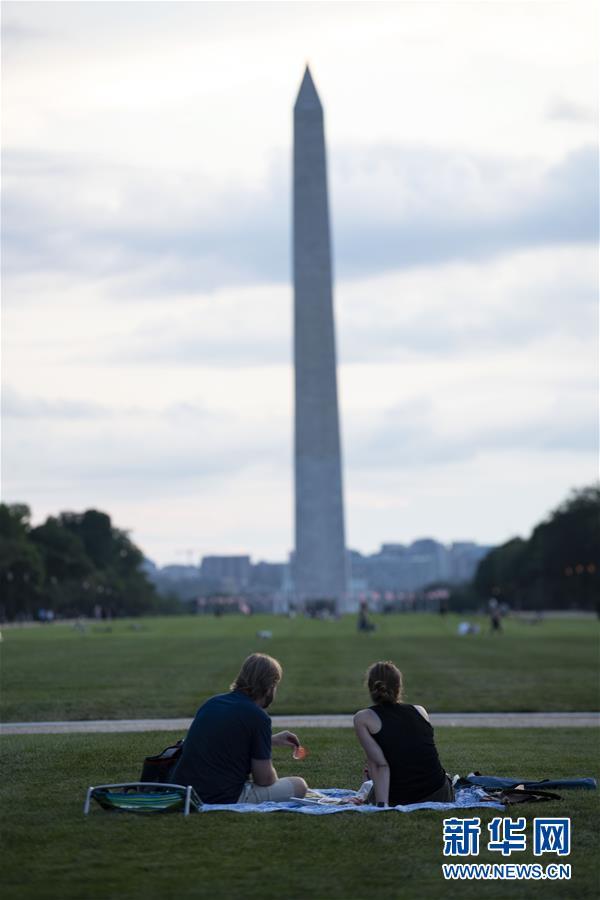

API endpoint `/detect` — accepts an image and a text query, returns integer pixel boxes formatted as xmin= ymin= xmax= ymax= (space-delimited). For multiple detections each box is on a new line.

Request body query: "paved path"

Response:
xmin=1 ymin=712 xmax=598 ymax=735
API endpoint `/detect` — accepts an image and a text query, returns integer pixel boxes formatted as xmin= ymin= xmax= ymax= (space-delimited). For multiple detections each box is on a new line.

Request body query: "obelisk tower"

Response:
xmin=293 ymin=66 xmax=347 ymax=614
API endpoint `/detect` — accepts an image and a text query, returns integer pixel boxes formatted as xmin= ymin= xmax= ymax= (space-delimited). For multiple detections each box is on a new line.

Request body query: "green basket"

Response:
xmin=84 ymin=782 xmax=201 ymax=816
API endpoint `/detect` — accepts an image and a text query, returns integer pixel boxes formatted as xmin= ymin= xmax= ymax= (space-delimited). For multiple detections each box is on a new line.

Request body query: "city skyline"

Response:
xmin=149 ymin=534 xmax=494 ymax=569
xmin=147 ymin=537 xmax=493 ymax=608
xmin=2 ymin=3 xmax=598 ymax=566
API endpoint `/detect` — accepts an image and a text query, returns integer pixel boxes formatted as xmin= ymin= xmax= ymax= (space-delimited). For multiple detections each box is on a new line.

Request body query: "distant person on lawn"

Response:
xmin=357 ymin=601 xmax=376 ymax=633
xmin=170 ymin=653 xmax=308 ymax=804
xmin=489 ymin=597 xmax=503 ymax=633
xmin=353 ymin=660 xmax=454 ymax=806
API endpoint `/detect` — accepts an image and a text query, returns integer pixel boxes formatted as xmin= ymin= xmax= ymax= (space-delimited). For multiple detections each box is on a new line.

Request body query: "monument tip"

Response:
xmin=295 ymin=64 xmax=321 ymax=111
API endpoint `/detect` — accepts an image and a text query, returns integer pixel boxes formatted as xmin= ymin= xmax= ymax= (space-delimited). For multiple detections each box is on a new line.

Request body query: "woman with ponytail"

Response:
xmin=353 ymin=660 xmax=454 ymax=806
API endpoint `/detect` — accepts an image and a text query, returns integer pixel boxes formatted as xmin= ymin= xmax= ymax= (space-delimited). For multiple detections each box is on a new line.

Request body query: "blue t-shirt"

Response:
xmin=169 ymin=690 xmax=272 ymax=803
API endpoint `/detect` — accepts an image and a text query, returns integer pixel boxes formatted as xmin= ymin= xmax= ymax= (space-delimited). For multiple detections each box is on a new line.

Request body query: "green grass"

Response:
xmin=1 ymin=614 xmax=598 ymax=720
xmin=1 ymin=728 xmax=598 ymax=900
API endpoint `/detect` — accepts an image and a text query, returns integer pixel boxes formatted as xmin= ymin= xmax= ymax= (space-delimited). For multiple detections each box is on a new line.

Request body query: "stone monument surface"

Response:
xmin=293 ymin=66 xmax=347 ymax=613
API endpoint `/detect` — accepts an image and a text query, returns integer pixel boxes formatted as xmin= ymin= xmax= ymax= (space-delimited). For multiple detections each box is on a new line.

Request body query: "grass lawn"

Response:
xmin=1 ymin=614 xmax=598 ymax=720
xmin=1 ymin=728 xmax=598 ymax=900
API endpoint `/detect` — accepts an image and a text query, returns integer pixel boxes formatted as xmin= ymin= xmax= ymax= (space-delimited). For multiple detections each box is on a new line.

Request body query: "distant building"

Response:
xmin=367 ymin=546 xmax=411 ymax=591
xmin=408 ymin=538 xmax=450 ymax=584
xmin=200 ymin=555 xmax=252 ymax=592
xmin=249 ymin=562 xmax=285 ymax=592
xmin=380 ymin=544 xmax=406 ymax=556
xmin=448 ymin=542 xmax=492 ymax=584
xmin=349 ymin=539 xmax=493 ymax=595
xmin=159 ymin=564 xmax=202 ymax=581
xmin=146 ymin=539 xmax=493 ymax=609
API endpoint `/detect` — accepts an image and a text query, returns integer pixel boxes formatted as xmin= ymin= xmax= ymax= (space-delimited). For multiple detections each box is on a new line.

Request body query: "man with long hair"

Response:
xmin=170 ymin=653 xmax=308 ymax=804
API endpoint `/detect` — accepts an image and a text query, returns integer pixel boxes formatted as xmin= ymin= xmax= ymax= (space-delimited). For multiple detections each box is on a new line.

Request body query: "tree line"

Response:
xmin=1 ymin=484 xmax=597 ymax=620
xmin=0 ymin=504 xmax=180 ymax=621
xmin=472 ymin=484 xmax=599 ymax=611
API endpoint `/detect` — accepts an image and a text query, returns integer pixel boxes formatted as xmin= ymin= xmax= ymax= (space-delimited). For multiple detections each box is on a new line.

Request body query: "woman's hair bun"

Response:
xmin=366 ymin=661 xmax=403 ymax=703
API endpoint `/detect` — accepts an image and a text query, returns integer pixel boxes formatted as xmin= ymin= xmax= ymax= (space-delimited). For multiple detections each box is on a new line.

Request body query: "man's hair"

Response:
xmin=230 ymin=653 xmax=283 ymax=701
xmin=366 ymin=660 xmax=403 ymax=704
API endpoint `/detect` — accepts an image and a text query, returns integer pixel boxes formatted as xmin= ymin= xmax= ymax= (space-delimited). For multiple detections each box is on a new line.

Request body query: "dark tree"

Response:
xmin=0 ymin=504 xmax=160 ymax=620
xmin=0 ymin=504 xmax=45 ymax=619
xmin=30 ymin=518 xmax=93 ymax=582
xmin=473 ymin=484 xmax=599 ymax=610
xmin=473 ymin=537 xmax=529 ymax=607
xmin=528 ymin=485 xmax=600 ymax=609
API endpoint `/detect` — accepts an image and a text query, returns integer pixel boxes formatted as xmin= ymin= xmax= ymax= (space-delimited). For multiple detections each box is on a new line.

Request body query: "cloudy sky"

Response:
xmin=2 ymin=1 xmax=598 ymax=565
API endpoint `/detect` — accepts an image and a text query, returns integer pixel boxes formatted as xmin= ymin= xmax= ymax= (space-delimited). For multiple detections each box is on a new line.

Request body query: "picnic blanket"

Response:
xmin=197 ymin=784 xmax=505 ymax=815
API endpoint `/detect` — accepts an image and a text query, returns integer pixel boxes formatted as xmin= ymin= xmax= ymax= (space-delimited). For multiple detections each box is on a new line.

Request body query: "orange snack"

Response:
xmin=292 ymin=745 xmax=308 ymax=760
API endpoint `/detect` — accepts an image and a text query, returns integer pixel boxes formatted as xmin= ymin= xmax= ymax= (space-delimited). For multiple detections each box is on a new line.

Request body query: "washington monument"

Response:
xmin=293 ymin=66 xmax=347 ymax=613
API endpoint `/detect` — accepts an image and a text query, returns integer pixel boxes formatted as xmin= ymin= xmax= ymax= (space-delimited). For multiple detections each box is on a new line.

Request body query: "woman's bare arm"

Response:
xmin=353 ymin=709 xmax=390 ymax=805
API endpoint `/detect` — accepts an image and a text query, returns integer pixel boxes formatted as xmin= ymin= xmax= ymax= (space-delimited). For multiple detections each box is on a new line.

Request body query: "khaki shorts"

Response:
xmin=237 ymin=778 xmax=297 ymax=804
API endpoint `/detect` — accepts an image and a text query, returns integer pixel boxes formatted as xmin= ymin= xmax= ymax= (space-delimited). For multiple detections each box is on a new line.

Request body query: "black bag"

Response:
xmin=140 ymin=740 xmax=184 ymax=784
xmin=495 ymin=787 xmax=562 ymax=805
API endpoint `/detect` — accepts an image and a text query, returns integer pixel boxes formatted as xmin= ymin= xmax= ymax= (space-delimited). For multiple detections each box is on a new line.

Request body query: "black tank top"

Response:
xmin=370 ymin=703 xmax=446 ymax=804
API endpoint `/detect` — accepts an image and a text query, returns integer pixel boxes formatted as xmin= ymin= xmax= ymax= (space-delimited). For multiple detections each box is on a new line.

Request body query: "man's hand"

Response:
xmin=272 ymin=730 xmax=300 ymax=748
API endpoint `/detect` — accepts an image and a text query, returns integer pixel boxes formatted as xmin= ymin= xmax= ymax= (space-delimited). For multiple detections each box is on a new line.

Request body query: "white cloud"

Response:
xmin=2 ymin=143 xmax=596 ymax=300
xmin=547 ymin=97 xmax=598 ymax=123
xmin=3 ymin=243 xmax=596 ymax=562
xmin=3 ymin=1 xmax=597 ymax=170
